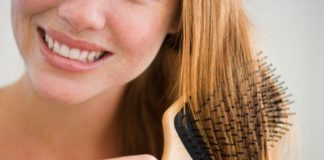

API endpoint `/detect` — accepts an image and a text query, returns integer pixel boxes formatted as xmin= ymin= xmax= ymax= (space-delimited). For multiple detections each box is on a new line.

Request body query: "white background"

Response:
xmin=0 ymin=1 xmax=323 ymax=159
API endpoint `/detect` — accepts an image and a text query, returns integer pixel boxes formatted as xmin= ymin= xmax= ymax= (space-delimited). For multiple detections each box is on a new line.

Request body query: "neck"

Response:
xmin=0 ymin=74 xmax=126 ymax=158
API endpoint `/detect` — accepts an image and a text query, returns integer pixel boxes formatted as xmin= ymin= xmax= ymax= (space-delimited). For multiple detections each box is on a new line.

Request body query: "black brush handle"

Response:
xmin=174 ymin=106 xmax=212 ymax=160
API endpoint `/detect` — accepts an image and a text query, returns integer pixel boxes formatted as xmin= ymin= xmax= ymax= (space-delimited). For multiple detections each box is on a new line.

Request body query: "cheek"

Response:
xmin=116 ymin=24 xmax=166 ymax=81
xmin=108 ymin=12 xmax=169 ymax=75
xmin=12 ymin=0 xmax=59 ymax=14
xmin=11 ymin=0 xmax=60 ymax=57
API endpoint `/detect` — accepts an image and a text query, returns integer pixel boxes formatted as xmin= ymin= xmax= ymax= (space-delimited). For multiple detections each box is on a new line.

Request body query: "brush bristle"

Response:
xmin=175 ymin=51 xmax=295 ymax=160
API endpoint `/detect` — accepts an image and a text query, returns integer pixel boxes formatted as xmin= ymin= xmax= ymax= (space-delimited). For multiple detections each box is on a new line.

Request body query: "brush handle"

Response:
xmin=161 ymin=98 xmax=192 ymax=160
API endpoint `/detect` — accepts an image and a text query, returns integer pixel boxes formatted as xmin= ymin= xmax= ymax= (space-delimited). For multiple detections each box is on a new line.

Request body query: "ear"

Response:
xmin=167 ymin=15 xmax=181 ymax=34
xmin=167 ymin=3 xmax=181 ymax=34
xmin=167 ymin=20 xmax=181 ymax=34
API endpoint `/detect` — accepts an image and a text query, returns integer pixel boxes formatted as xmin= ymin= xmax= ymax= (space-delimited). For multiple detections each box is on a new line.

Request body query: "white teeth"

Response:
xmin=79 ymin=51 xmax=89 ymax=62
xmin=95 ymin=52 xmax=102 ymax=60
xmin=48 ymin=37 xmax=54 ymax=49
xmin=53 ymin=41 xmax=60 ymax=53
xmin=44 ymin=33 xmax=106 ymax=63
xmin=59 ymin=44 xmax=70 ymax=58
xmin=69 ymin=48 xmax=80 ymax=60
xmin=45 ymin=35 xmax=50 ymax=43
xmin=88 ymin=52 xmax=96 ymax=62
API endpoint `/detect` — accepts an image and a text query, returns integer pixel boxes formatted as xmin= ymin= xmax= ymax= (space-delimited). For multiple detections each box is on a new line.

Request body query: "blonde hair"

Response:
xmin=118 ymin=0 xmax=291 ymax=159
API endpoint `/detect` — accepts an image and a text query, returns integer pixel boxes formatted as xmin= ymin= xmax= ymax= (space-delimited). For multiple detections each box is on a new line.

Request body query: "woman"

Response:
xmin=0 ymin=0 xmax=294 ymax=159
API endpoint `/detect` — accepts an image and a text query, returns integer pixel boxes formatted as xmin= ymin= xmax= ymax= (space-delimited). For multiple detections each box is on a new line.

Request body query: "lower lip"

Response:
xmin=37 ymin=29 xmax=112 ymax=73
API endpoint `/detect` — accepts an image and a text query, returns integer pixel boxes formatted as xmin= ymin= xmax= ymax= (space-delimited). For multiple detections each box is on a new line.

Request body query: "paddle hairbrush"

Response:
xmin=161 ymin=51 xmax=295 ymax=160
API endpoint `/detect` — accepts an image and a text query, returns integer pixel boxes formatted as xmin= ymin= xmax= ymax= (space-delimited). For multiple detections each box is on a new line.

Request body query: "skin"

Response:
xmin=0 ymin=0 xmax=179 ymax=159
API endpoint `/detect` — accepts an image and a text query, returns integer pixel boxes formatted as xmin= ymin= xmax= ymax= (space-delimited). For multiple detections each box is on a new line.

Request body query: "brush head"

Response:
xmin=172 ymin=51 xmax=295 ymax=160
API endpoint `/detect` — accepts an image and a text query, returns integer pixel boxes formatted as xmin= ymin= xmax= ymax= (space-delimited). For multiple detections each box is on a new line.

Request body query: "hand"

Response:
xmin=104 ymin=154 xmax=157 ymax=160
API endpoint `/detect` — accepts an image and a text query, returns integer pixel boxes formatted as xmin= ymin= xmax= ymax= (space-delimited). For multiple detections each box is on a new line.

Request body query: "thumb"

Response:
xmin=104 ymin=154 xmax=157 ymax=160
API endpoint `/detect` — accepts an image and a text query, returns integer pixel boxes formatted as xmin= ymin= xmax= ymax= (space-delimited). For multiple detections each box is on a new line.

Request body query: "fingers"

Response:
xmin=104 ymin=154 xmax=157 ymax=160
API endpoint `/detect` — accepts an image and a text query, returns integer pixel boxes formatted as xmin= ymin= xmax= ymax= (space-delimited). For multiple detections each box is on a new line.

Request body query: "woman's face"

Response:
xmin=11 ymin=0 xmax=178 ymax=105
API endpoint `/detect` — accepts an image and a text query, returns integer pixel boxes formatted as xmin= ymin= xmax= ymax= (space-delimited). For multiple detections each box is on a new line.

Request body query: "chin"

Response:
xmin=27 ymin=71 xmax=101 ymax=106
xmin=34 ymin=82 xmax=91 ymax=106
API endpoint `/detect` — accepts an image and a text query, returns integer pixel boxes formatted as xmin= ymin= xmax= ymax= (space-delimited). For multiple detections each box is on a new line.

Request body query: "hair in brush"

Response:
xmin=174 ymin=51 xmax=295 ymax=160
xmin=171 ymin=0 xmax=296 ymax=159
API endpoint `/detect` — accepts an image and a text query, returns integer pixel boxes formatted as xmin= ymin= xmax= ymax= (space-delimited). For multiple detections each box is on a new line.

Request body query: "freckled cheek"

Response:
xmin=120 ymin=33 xmax=164 ymax=69
xmin=112 ymin=32 xmax=162 ymax=82
xmin=107 ymin=10 xmax=168 ymax=62
xmin=118 ymin=25 xmax=166 ymax=61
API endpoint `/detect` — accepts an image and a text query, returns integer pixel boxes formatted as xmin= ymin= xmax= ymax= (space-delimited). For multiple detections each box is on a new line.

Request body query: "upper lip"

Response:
xmin=39 ymin=27 xmax=109 ymax=53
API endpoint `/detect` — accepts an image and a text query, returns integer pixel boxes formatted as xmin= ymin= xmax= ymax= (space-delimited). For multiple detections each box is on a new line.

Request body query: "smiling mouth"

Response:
xmin=38 ymin=27 xmax=110 ymax=63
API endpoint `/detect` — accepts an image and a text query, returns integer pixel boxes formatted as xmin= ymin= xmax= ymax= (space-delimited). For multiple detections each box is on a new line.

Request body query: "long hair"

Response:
xmin=118 ymin=0 xmax=286 ymax=159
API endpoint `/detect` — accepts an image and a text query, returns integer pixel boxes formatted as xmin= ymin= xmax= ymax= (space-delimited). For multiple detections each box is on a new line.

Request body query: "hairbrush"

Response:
xmin=161 ymin=51 xmax=295 ymax=160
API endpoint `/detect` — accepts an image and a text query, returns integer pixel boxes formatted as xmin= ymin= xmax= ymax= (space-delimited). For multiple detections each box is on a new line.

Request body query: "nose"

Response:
xmin=58 ymin=0 xmax=106 ymax=30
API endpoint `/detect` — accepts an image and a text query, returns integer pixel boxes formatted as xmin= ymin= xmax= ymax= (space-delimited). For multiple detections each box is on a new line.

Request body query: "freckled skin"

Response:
xmin=11 ymin=0 xmax=179 ymax=105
